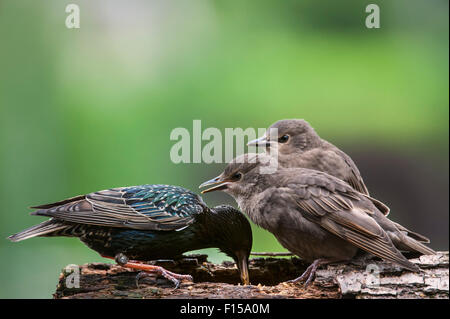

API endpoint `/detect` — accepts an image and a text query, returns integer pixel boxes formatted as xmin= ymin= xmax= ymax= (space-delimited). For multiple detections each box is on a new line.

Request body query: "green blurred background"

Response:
xmin=0 ymin=0 xmax=448 ymax=298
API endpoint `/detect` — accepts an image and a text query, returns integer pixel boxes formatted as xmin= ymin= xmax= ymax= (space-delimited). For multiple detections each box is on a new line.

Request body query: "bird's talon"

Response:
xmin=303 ymin=276 xmax=314 ymax=288
xmin=135 ymin=271 xmax=154 ymax=288
xmin=287 ymin=277 xmax=306 ymax=285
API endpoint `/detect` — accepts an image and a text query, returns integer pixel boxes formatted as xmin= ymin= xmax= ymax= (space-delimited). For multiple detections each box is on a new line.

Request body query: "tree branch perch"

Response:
xmin=54 ymin=251 xmax=449 ymax=299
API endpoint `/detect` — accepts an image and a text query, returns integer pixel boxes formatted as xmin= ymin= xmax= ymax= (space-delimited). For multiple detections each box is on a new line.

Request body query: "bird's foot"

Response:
xmin=135 ymin=267 xmax=193 ymax=289
xmin=287 ymin=259 xmax=323 ymax=287
xmin=123 ymin=261 xmax=193 ymax=289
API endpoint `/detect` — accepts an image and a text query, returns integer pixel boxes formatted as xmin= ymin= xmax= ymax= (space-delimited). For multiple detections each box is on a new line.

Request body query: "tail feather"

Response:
xmin=8 ymin=220 xmax=68 ymax=242
xmin=389 ymin=230 xmax=436 ymax=256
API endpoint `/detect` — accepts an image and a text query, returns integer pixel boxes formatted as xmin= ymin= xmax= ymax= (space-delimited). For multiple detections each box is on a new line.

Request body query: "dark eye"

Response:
xmin=278 ymin=135 xmax=289 ymax=143
xmin=232 ymin=172 xmax=242 ymax=180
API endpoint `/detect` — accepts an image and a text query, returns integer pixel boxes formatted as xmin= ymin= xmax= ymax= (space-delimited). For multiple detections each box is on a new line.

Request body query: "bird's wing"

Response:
xmin=289 ymin=176 xmax=418 ymax=271
xmin=329 ymin=148 xmax=392 ymax=216
xmin=364 ymin=195 xmax=390 ymax=216
xmin=334 ymin=149 xmax=370 ymax=196
xmin=31 ymin=185 xmax=205 ymax=231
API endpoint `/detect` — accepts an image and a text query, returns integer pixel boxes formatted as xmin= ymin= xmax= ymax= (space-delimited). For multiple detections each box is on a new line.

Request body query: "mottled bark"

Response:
xmin=54 ymin=251 xmax=448 ymax=299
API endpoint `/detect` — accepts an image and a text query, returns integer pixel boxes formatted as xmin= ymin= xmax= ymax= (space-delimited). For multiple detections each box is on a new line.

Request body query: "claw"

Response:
xmin=135 ymin=271 xmax=157 ymax=288
xmin=287 ymin=259 xmax=324 ymax=287
xmin=124 ymin=261 xmax=193 ymax=289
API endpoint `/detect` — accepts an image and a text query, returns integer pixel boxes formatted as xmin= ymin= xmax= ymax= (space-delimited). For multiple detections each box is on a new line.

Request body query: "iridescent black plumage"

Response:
xmin=9 ymin=184 xmax=252 ymax=285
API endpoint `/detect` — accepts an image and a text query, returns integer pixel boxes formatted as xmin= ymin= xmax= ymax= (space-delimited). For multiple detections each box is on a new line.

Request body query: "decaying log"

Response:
xmin=54 ymin=251 xmax=449 ymax=299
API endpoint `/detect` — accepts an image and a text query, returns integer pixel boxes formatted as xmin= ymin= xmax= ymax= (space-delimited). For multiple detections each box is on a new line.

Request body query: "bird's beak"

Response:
xmin=236 ymin=253 xmax=250 ymax=285
xmin=199 ymin=175 xmax=230 ymax=194
xmin=247 ymin=135 xmax=270 ymax=147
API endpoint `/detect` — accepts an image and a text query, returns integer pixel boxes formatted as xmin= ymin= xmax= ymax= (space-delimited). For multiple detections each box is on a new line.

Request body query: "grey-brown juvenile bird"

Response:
xmin=200 ymin=153 xmax=436 ymax=285
xmin=248 ymin=119 xmax=369 ymax=194
xmin=247 ymin=119 xmax=431 ymax=243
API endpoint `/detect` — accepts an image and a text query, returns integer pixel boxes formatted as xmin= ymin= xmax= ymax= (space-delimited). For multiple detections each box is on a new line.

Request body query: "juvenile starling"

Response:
xmin=248 ymin=119 xmax=370 ymax=191
xmin=248 ymin=119 xmax=432 ymax=241
xmin=200 ymin=154 xmax=435 ymax=285
xmin=9 ymin=184 xmax=252 ymax=287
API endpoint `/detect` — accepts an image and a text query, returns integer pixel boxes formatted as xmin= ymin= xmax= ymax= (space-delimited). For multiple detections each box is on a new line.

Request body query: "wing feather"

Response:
xmin=292 ymin=178 xmax=419 ymax=272
xmin=31 ymin=185 xmax=205 ymax=231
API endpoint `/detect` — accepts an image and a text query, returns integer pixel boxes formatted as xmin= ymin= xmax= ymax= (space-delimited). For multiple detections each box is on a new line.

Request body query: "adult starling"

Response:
xmin=200 ymin=154 xmax=435 ymax=285
xmin=248 ymin=119 xmax=431 ymax=242
xmin=9 ymin=184 xmax=252 ymax=287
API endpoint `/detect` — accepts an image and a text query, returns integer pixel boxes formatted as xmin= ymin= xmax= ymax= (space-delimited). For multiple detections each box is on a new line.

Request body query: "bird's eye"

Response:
xmin=278 ymin=135 xmax=289 ymax=143
xmin=232 ymin=172 xmax=242 ymax=180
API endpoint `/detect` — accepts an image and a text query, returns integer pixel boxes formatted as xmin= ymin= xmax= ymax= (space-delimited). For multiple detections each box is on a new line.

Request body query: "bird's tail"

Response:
xmin=390 ymin=230 xmax=436 ymax=256
xmin=8 ymin=219 xmax=68 ymax=242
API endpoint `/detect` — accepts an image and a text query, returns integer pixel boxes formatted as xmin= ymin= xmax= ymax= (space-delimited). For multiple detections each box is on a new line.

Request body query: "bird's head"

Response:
xmin=199 ymin=153 xmax=271 ymax=199
xmin=247 ymin=119 xmax=321 ymax=155
xmin=208 ymin=205 xmax=253 ymax=285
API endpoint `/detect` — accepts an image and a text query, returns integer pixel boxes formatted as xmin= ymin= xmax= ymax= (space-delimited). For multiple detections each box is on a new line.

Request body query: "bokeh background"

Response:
xmin=0 ymin=0 xmax=448 ymax=298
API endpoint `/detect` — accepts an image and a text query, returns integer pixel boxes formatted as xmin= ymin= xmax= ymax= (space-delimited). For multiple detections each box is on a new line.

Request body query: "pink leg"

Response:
xmin=102 ymin=254 xmax=193 ymax=288
xmin=125 ymin=261 xmax=193 ymax=289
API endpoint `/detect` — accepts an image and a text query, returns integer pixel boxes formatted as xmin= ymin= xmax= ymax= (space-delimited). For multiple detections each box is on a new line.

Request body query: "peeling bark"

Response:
xmin=54 ymin=251 xmax=449 ymax=299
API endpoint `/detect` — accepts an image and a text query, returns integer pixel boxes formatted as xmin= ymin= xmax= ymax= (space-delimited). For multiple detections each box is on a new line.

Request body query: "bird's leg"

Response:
xmin=125 ymin=261 xmax=193 ymax=289
xmin=288 ymin=258 xmax=328 ymax=287
xmin=105 ymin=254 xmax=193 ymax=288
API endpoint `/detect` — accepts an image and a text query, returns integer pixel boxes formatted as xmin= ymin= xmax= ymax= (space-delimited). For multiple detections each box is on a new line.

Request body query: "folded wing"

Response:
xmin=31 ymin=184 xmax=206 ymax=231
xmin=290 ymin=174 xmax=420 ymax=272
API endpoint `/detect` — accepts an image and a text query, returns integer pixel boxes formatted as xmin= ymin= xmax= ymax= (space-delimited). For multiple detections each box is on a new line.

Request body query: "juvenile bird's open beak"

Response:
xmin=199 ymin=175 xmax=230 ymax=194
xmin=236 ymin=253 xmax=250 ymax=285
xmin=247 ymin=135 xmax=270 ymax=147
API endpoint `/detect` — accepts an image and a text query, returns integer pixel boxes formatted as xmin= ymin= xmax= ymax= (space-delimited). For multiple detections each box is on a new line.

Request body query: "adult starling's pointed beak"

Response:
xmin=199 ymin=175 xmax=230 ymax=194
xmin=247 ymin=135 xmax=270 ymax=147
xmin=236 ymin=253 xmax=250 ymax=285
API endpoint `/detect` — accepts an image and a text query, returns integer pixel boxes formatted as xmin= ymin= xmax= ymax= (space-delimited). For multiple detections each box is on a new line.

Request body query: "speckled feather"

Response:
xmin=30 ymin=184 xmax=206 ymax=231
